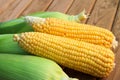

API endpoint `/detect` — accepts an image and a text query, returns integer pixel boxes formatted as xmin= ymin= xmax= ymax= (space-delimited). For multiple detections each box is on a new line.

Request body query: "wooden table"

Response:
xmin=0 ymin=0 xmax=120 ymax=80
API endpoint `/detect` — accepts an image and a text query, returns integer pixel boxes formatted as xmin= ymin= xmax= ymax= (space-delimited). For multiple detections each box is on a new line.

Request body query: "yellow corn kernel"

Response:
xmin=14 ymin=32 xmax=115 ymax=77
xmin=25 ymin=16 xmax=118 ymax=48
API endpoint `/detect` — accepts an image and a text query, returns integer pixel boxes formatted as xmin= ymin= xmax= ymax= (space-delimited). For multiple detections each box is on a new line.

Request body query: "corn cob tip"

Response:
xmin=76 ymin=9 xmax=89 ymax=22
xmin=25 ymin=16 xmax=46 ymax=25
xmin=112 ymin=37 xmax=118 ymax=49
xmin=113 ymin=63 xmax=116 ymax=69
xmin=13 ymin=34 xmax=20 ymax=42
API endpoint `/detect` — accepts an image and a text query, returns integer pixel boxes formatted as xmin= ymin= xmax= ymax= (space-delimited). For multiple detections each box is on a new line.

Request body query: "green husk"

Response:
xmin=0 ymin=10 xmax=87 ymax=34
xmin=0 ymin=54 xmax=78 ymax=80
xmin=0 ymin=34 xmax=28 ymax=54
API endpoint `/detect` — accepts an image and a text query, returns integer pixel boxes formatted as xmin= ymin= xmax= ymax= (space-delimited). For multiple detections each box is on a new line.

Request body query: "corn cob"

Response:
xmin=0 ymin=54 xmax=77 ymax=80
xmin=0 ymin=10 xmax=87 ymax=34
xmin=14 ymin=32 xmax=115 ymax=77
xmin=25 ymin=16 xmax=118 ymax=48
xmin=0 ymin=34 xmax=28 ymax=54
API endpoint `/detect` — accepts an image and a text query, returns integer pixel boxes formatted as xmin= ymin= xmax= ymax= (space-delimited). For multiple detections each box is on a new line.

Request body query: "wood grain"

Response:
xmin=0 ymin=0 xmax=32 ymax=22
xmin=67 ymin=0 xmax=96 ymax=23
xmin=47 ymin=0 xmax=73 ymax=13
xmin=0 ymin=0 xmax=21 ymax=21
xmin=64 ymin=68 xmax=96 ymax=80
xmin=67 ymin=0 xmax=96 ymax=15
xmin=0 ymin=0 xmax=15 ymax=14
xmin=87 ymin=0 xmax=119 ymax=30
xmin=21 ymin=0 xmax=53 ymax=16
xmin=105 ymin=2 xmax=120 ymax=80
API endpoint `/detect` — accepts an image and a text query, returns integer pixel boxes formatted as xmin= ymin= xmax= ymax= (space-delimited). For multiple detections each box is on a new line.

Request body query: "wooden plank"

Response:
xmin=67 ymin=0 xmax=96 ymax=23
xmin=0 ymin=0 xmax=32 ymax=22
xmin=0 ymin=0 xmax=21 ymax=22
xmin=67 ymin=0 xmax=96 ymax=15
xmin=87 ymin=0 xmax=119 ymax=30
xmin=47 ymin=0 xmax=73 ymax=13
xmin=104 ymin=2 xmax=120 ymax=80
xmin=21 ymin=0 xmax=53 ymax=16
xmin=64 ymin=68 xmax=96 ymax=80
xmin=0 ymin=0 xmax=15 ymax=14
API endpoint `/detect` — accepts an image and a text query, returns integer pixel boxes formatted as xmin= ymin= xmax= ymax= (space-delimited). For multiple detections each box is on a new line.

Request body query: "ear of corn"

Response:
xmin=25 ymin=17 xmax=118 ymax=48
xmin=0 ymin=10 xmax=87 ymax=34
xmin=0 ymin=53 xmax=77 ymax=80
xmin=14 ymin=32 xmax=115 ymax=77
xmin=0 ymin=34 xmax=28 ymax=54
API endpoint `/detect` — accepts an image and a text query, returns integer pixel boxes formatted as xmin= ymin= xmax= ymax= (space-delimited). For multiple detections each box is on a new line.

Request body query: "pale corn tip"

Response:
xmin=113 ymin=63 xmax=116 ymax=69
xmin=76 ymin=9 xmax=88 ymax=22
xmin=13 ymin=34 xmax=20 ymax=42
xmin=82 ymin=9 xmax=89 ymax=18
xmin=25 ymin=16 xmax=46 ymax=25
xmin=112 ymin=37 xmax=118 ymax=49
